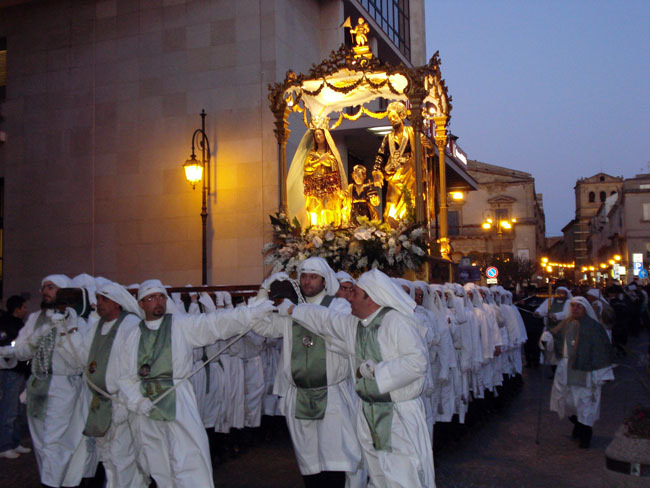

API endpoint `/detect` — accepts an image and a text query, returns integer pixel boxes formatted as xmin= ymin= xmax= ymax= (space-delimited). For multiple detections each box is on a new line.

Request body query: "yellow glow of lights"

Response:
xmin=482 ymin=222 xmax=492 ymax=230
xmin=183 ymin=157 xmax=203 ymax=186
xmin=608 ymin=259 xmax=615 ymax=265
xmin=614 ymin=254 xmax=622 ymax=261
xmin=600 ymin=263 xmax=606 ymax=268
xmin=511 ymin=218 xmax=517 ymax=223
xmin=500 ymin=221 xmax=512 ymax=229
xmin=546 ymin=265 xmax=553 ymax=273
xmin=582 ymin=267 xmax=587 ymax=272
xmin=486 ymin=218 xmax=493 ymax=224
xmin=541 ymin=257 xmax=549 ymax=263
xmin=450 ymin=191 xmax=464 ymax=200
xmin=589 ymin=266 xmax=595 ymax=271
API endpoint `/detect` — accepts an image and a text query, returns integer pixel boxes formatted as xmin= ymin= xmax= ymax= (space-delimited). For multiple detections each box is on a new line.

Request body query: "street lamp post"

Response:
xmin=481 ymin=209 xmax=516 ymax=258
xmin=183 ymin=110 xmax=211 ymax=285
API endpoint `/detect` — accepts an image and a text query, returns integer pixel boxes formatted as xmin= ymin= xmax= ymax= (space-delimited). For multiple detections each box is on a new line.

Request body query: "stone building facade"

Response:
xmin=587 ymin=173 xmax=650 ymax=282
xmin=0 ymin=0 xmax=428 ymax=297
xmin=447 ymin=159 xmax=546 ymax=263
xmin=561 ymin=173 xmax=624 ymax=270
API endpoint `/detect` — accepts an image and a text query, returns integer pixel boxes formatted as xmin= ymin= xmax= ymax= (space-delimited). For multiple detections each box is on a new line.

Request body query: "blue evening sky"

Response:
xmin=424 ymin=0 xmax=650 ymax=235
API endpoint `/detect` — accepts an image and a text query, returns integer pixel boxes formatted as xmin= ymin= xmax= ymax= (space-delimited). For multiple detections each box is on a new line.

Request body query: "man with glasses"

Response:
xmin=117 ymin=279 xmax=273 ymax=488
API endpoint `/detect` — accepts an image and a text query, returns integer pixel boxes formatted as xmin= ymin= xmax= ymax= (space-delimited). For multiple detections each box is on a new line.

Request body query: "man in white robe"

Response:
xmin=335 ymin=271 xmax=356 ymax=302
xmin=281 ymin=269 xmax=435 ymax=488
xmin=60 ymin=281 xmax=148 ymax=488
xmin=1 ymin=274 xmax=94 ymax=487
xmin=252 ymin=258 xmax=365 ymax=488
xmin=117 ymin=279 xmax=272 ymax=487
xmin=548 ymin=296 xmax=613 ymax=448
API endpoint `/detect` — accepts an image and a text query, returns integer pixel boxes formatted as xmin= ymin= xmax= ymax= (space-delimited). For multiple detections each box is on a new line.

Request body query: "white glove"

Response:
xmin=248 ymin=300 xmax=276 ymax=321
xmin=359 ymin=359 xmax=377 ymax=380
xmin=136 ymin=397 xmax=155 ymax=416
xmin=276 ymin=299 xmax=294 ymax=317
xmin=215 ymin=292 xmax=225 ymax=308
xmin=111 ymin=404 xmax=129 ymax=425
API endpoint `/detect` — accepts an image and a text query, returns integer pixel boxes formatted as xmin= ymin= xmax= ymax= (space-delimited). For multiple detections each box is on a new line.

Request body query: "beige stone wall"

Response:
xmin=0 ymin=0 xmax=347 ymax=297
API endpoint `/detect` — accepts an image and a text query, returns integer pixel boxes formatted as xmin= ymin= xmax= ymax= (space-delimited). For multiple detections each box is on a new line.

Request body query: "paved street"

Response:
xmin=1 ymin=337 xmax=646 ymax=488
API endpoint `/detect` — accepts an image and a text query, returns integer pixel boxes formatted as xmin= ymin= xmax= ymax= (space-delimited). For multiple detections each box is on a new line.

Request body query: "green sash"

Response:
xmin=138 ymin=314 xmax=176 ymax=422
xmin=26 ymin=312 xmax=54 ymax=420
xmin=355 ymin=307 xmax=394 ymax=452
xmin=291 ymin=295 xmax=334 ymax=420
xmin=83 ymin=312 xmax=128 ymax=437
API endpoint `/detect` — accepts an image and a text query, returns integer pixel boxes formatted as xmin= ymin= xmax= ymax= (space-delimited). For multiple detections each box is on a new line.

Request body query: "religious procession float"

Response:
xmin=264 ymin=18 xmax=459 ymax=280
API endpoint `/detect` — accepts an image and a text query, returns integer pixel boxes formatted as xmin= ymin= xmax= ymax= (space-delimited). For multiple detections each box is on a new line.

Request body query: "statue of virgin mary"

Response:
xmin=287 ymin=116 xmax=348 ymax=228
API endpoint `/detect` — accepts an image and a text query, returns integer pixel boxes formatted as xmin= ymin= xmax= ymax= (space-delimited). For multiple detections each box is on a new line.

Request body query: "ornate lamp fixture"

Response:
xmin=182 ymin=110 xmax=211 ymax=285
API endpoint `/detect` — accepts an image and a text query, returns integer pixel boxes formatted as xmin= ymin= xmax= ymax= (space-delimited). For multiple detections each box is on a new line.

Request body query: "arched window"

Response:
xmin=588 ymin=192 xmax=595 ymax=203
xmin=600 ymin=191 xmax=606 ymax=202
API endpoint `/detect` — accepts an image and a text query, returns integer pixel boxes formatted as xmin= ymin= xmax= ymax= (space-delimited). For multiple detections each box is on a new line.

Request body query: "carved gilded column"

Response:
xmin=409 ymin=99 xmax=425 ymax=224
xmin=274 ymin=107 xmax=290 ymax=212
xmin=433 ymin=115 xmax=450 ymax=259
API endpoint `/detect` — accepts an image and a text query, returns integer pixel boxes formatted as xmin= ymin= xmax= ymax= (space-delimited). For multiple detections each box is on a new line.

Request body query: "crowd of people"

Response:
xmin=0 ymin=262 xmax=645 ymax=487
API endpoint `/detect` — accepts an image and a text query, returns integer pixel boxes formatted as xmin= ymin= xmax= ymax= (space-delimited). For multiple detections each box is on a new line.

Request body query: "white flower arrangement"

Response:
xmin=263 ymin=213 xmax=429 ymax=276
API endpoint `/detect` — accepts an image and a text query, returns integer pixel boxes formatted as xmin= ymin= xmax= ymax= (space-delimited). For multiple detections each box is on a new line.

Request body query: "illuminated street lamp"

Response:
xmin=183 ymin=110 xmax=211 ymax=285
xmin=614 ymin=254 xmax=622 ymax=262
xmin=481 ymin=210 xmax=517 ymax=258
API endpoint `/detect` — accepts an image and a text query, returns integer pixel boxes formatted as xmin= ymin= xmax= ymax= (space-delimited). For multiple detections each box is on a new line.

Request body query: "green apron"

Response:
xmin=291 ymin=295 xmax=334 ymax=420
xmin=83 ymin=311 xmax=129 ymax=437
xmin=138 ymin=314 xmax=176 ymax=422
xmin=355 ymin=307 xmax=394 ymax=452
xmin=26 ymin=312 xmax=55 ymax=420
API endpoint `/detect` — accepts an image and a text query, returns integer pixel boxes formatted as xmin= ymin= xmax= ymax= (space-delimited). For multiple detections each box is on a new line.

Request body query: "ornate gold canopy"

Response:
xmin=268 ymin=29 xmax=454 ymax=259
xmin=268 ymin=44 xmax=452 ymax=131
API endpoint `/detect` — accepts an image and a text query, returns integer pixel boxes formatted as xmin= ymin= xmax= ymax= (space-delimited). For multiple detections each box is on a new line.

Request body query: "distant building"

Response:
xmin=587 ymin=173 xmax=650 ymax=282
xmin=447 ymin=160 xmax=546 ymax=263
xmin=561 ymin=173 xmax=623 ymax=270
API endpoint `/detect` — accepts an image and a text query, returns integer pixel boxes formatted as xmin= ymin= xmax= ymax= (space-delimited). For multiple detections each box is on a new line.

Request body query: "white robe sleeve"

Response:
xmin=251 ymin=312 xmax=286 ymax=339
xmin=175 ymin=308 xmax=253 ymax=349
xmin=534 ymin=299 xmax=550 ymax=317
xmin=58 ymin=318 xmax=96 ymax=368
xmin=374 ymin=311 xmax=428 ymax=396
xmin=13 ymin=311 xmax=41 ymax=361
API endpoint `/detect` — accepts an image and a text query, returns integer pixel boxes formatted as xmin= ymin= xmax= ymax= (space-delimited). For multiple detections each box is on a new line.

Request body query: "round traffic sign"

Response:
xmin=640 ymin=269 xmax=648 ymax=279
xmin=486 ymin=266 xmax=498 ymax=278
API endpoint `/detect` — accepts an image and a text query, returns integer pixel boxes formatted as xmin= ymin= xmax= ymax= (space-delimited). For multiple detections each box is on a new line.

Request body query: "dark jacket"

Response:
xmin=0 ymin=313 xmax=29 ymax=375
